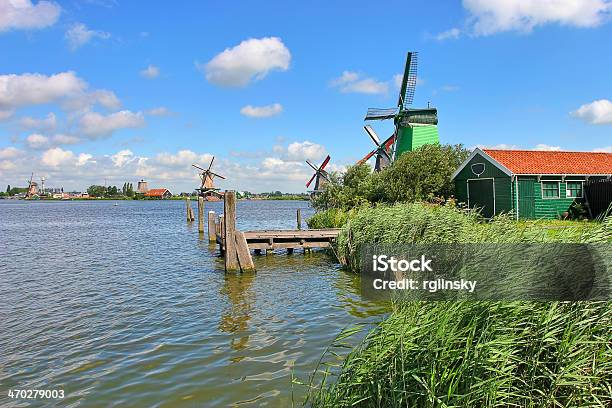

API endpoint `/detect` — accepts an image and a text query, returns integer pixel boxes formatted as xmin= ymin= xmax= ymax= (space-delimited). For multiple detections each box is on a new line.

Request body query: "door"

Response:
xmin=518 ymin=179 xmax=535 ymax=218
xmin=468 ymin=179 xmax=495 ymax=218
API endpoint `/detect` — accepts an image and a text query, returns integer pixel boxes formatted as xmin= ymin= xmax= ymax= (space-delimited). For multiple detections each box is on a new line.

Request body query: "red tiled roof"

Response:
xmin=144 ymin=188 xmax=170 ymax=196
xmin=483 ymin=149 xmax=612 ymax=175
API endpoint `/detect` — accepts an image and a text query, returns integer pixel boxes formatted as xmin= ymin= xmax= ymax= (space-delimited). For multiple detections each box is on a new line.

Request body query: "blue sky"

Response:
xmin=1 ymin=0 xmax=611 ymax=192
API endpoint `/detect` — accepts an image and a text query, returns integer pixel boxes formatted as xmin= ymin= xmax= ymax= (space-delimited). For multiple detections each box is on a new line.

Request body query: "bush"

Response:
xmin=310 ymin=144 xmax=470 ymax=211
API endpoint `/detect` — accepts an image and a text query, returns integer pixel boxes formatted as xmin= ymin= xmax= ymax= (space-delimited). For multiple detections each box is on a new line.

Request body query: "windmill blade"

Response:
xmin=306 ymin=173 xmax=317 ymax=188
xmin=397 ymin=51 xmax=418 ymax=109
xmin=378 ymin=147 xmax=392 ymax=161
xmin=210 ymin=172 xmax=226 ymax=180
xmin=364 ymin=107 xmax=398 ymax=121
xmin=357 ymin=149 xmax=377 ymax=165
xmin=364 ymin=125 xmax=381 ymax=146
xmin=207 ymin=156 xmax=215 ymax=172
xmin=319 ymin=171 xmax=330 ymax=181
xmin=305 ymin=160 xmax=318 ymax=172
xmin=319 ymin=155 xmax=331 ymax=171
xmin=192 ymin=164 xmax=206 ymax=171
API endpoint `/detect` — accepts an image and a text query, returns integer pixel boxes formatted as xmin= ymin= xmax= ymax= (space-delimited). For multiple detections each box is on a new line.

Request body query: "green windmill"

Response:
xmin=364 ymin=52 xmax=439 ymax=160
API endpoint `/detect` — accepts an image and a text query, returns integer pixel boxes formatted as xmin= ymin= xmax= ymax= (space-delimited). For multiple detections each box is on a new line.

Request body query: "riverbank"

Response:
xmin=304 ymin=202 xmax=611 ymax=407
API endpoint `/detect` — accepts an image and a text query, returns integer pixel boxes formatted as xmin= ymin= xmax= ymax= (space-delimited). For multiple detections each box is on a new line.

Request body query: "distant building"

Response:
xmin=144 ymin=188 xmax=172 ymax=199
xmin=137 ymin=179 xmax=149 ymax=193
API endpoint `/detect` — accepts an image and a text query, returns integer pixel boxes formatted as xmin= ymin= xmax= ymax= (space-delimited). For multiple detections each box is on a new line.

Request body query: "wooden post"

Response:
xmin=296 ymin=208 xmax=302 ymax=230
xmin=224 ymin=191 xmax=239 ymax=271
xmin=208 ymin=211 xmax=216 ymax=242
xmin=186 ymin=198 xmax=194 ymax=222
xmin=235 ymin=230 xmax=255 ymax=272
xmin=198 ymin=196 xmax=204 ymax=233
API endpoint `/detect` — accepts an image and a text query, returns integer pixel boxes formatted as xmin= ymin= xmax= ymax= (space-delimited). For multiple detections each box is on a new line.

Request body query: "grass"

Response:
xmin=303 ymin=203 xmax=611 ymax=407
xmin=306 ymin=301 xmax=612 ymax=407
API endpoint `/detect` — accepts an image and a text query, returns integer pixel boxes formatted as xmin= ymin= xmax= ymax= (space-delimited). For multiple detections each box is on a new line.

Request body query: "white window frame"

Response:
xmin=541 ymin=180 xmax=561 ymax=199
xmin=565 ymin=180 xmax=584 ymax=198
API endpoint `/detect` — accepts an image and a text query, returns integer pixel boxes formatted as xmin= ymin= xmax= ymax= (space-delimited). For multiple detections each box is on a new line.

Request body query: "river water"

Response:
xmin=0 ymin=200 xmax=386 ymax=407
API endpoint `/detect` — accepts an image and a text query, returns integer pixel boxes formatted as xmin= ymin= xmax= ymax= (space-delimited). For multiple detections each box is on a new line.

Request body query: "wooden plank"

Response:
xmin=224 ymin=191 xmax=239 ymax=271
xmin=247 ymin=241 xmax=331 ymax=250
xmin=208 ymin=211 xmax=216 ymax=242
xmin=235 ymin=230 xmax=255 ymax=272
xmin=198 ymin=196 xmax=204 ymax=233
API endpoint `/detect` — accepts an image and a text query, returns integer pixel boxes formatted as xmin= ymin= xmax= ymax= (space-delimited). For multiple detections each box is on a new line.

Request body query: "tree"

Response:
xmin=377 ymin=144 xmax=469 ymax=203
xmin=6 ymin=185 xmax=10 ymax=193
xmin=87 ymin=185 xmax=106 ymax=197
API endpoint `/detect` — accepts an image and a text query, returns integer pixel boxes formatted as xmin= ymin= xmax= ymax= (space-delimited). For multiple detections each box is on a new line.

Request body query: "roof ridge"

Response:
xmin=483 ymin=148 xmax=611 ymax=154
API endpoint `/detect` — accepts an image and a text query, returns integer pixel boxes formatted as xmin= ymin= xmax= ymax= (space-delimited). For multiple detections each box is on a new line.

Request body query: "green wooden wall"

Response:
xmin=453 ymin=152 xmax=512 ymax=215
xmin=395 ymin=125 xmax=439 ymax=157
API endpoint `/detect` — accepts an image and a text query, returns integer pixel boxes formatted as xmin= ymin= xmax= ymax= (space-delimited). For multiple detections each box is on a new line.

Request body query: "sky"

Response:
xmin=1 ymin=0 xmax=611 ymax=193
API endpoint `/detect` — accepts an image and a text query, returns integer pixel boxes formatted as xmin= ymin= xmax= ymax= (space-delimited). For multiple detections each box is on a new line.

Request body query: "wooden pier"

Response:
xmin=205 ymin=191 xmax=340 ymax=272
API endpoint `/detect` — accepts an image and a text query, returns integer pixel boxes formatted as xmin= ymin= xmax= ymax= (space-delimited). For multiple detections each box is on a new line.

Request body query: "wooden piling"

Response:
xmin=186 ymin=198 xmax=194 ymax=222
xmin=296 ymin=208 xmax=302 ymax=230
xmin=198 ymin=196 xmax=205 ymax=233
xmin=224 ymin=191 xmax=239 ymax=271
xmin=235 ymin=230 xmax=255 ymax=272
xmin=208 ymin=211 xmax=216 ymax=242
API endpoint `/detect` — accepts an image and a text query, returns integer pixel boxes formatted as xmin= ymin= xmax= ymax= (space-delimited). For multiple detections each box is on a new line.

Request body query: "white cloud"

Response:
xmin=0 ymin=71 xmax=120 ymax=113
xmin=0 ymin=159 xmax=16 ymax=171
xmin=331 ymin=71 xmax=389 ymax=94
xmin=593 ymin=146 xmax=612 ymax=152
xmin=140 ymin=64 xmax=160 ymax=79
xmin=79 ymin=110 xmax=145 ymax=137
xmin=571 ymin=99 xmax=612 ymax=124
xmin=26 ymin=133 xmax=49 ymax=149
xmin=0 ymin=109 xmax=14 ymax=120
xmin=76 ymin=153 xmax=93 ymax=166
xmin=65 ymin=23 xmax=110 ymax=50
xmin=155 ymin=149 xmax=212 ymax=167
xmin=462 ymin=0 xmax=612 ymax=36
xmin=533 ymin=143 xmax=561 ymax=151
xmin=0 ymin=0 xmax=61 ymax=32
xmin=110 ymin=149 xmax=134 ymax=167
xmin=286 ymin=141 xmax=327 ymax=161
xmin=41 ymin=147 xmax=74 ymax=167
xmin=435 ymin=27 xmax=461 ymax=40
xmin=201 ymin=37 xmax=291 ymax=87
xmin=20 ymin=112 xmax=56 ymax=130
xmin=0 ymin=146 xmax=23 ymax=159
xmin=0 ymin=71 xmax=86 ymax=109
xmin=146 ymin=106 xmax=171 ymax=116
xmin=52 ymin=134 xmax=80 ymax=145
xmin=91 ymin=90 xmax=121 ymax=110
xmin=475 ymin=143 xmax=520 ymax=150
xmin=240 ymin=103 xmax=283 ymax=118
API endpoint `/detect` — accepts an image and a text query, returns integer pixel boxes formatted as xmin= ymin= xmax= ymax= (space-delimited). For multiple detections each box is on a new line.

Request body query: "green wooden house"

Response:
xmin=452 ymin=148 xmax=612 ymax=219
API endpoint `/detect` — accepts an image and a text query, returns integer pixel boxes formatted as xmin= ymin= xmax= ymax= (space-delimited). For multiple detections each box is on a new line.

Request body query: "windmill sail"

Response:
xmin=364 ymin=107 xmax=398 ymax=121
xmin=398 ymin=52 xmax=418 ymax=110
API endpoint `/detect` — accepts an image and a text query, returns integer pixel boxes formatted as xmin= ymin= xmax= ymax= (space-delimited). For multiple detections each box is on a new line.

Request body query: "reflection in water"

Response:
xmin=219 ymin=272 xmax=256 ymax=352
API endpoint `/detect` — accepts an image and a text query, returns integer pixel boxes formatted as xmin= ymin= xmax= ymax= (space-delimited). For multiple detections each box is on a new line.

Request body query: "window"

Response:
xmin=542 ymin=181 xmax=559 ymax=198
xmin=566 ymin=181 xmax=583 ymax=198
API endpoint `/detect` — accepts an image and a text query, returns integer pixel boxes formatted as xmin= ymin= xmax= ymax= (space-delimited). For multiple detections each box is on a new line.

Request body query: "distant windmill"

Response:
xmin=357 ymin=125 xmax=395 ymax=171
xmin=306 ymin=155 xmax=331 ymax=192
xmin=364 ymin=51 xmax=439 ymax=160
xmin=25 ymin=173 xmax=37 ymax=199
xmin=192 ymin=156 xmax=225 ymax=199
